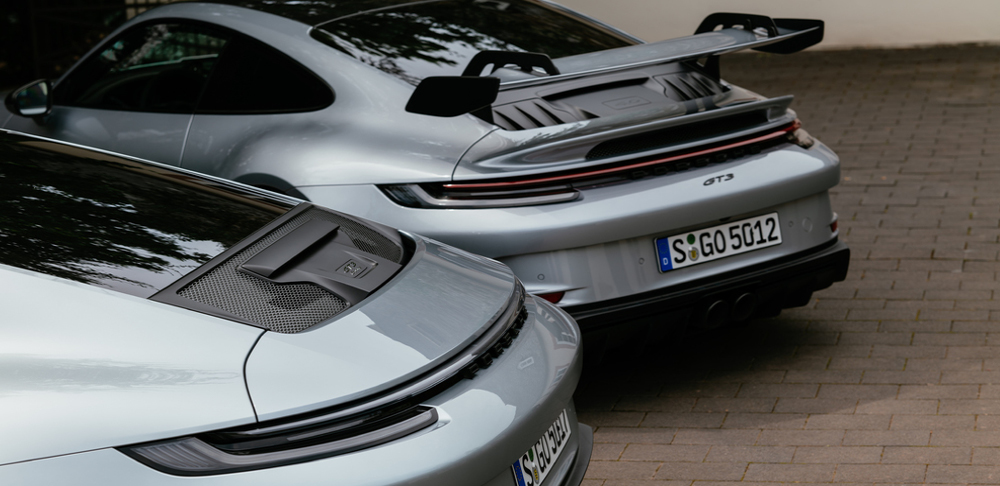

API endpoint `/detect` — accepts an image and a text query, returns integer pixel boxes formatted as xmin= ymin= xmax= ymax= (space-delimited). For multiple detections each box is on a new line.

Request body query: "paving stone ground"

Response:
xmin=576 ymin=45 xmax=1000 ymax=485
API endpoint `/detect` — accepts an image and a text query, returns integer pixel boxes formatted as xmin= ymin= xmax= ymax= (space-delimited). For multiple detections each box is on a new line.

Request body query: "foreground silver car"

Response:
xmin=2 ymin=1 xmax=848 ymax=339
xmin=0 ymin=130 xmax=589 ymax=485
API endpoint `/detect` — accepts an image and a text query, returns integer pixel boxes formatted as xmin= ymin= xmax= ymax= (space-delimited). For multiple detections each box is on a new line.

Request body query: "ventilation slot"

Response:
xmin=492 ymin=98 xmax=581 ymax=130
xmin=174 ymin=207 xmax=403 ymax=333
xmin=586 ymin=111 xmax=770 ymax=160
xmin=658 ymin=72 xmax=727 ymax=101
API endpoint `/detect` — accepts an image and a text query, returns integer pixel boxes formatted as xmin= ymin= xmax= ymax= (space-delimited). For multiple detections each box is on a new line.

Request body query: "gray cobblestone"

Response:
xmin=881 ymin=446 xmax=971 ymax=465
xmin=671 ymin=429 xmax=761 ymax=446
xmin=743 ymin=463 xmax=835 ymax=482
xmin=704 ymin=445 xmax=795 ymax=463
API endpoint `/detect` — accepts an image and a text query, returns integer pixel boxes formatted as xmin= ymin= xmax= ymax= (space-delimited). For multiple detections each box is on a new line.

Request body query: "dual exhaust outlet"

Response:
xmin=700 ymin=292 xmax=758 ymax=329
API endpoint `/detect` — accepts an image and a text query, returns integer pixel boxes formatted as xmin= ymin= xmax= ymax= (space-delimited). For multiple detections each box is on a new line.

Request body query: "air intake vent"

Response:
xmin=657 ymin=72 xmax=728 ymax=101
xmin=492 ymin=98 xmax=584 ymax=131
xmin=160 ymin=206 xmax=404 ymax=334
xmin=587 ymin=111 xmax=769 ymax=160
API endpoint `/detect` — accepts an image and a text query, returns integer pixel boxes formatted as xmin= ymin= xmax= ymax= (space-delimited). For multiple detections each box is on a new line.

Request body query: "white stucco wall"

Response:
xmin=556 ymin=0 xmax=1000 ymax=49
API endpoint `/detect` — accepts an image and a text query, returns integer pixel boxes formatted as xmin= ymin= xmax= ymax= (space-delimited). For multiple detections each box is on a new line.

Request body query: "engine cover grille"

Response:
xmin=168 ymin=206 xmax=403 ymax=333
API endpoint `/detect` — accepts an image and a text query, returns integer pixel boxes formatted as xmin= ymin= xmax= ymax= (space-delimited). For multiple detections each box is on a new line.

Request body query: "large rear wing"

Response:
xmin=406 ymin=12 xmax=822 ymax=116
xmin=529 ymin=13 xmax=823 ymax=89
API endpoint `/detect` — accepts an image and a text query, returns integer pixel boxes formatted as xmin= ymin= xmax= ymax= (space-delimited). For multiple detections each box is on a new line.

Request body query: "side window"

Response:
xmin=197 ymin=35 xmax=333 ymax=114
xmin=55 ymin=23 xmax=229 ymax=113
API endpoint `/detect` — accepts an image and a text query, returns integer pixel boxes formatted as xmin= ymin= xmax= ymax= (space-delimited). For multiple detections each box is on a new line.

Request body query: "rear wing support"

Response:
xmin=694 ymin=13 xmax=824 ymax=79
xmin=498 ymin=12 xmax=823 ymax=91
xmin=405 ymin=12 xmax=824 ymax=114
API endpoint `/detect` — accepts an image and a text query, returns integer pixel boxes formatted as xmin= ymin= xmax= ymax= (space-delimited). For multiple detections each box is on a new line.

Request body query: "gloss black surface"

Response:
xmin=185 ymin=0 xmax=417 ymax=25
xmin=314 ymin=0 xmax=635 ymax=84
xmin=0 ymin=133 xmax=287 ymax=297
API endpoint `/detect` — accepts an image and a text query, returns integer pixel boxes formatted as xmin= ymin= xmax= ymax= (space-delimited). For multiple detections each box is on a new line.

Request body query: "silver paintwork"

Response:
xmin=0 ymin=291 xmax=584 ymax=486
xmin=0 ymin=264 xmax=262 ymax=466
xmin=0 ymin=125 xmax=588 ymax=483
xmin=505 ymin=191 xmax=837 ymax=304
xmin=301 ymin=140 xmax=839 ymax=300
xmin=299 ymin=141 xmax=839 ymax=258
xmin=4 ymin=106 xmax=191 ymax=165
xmin=0 ymin=131 xmax=590 ymax=485
xmin=246 ymin=236 xmax=517 ymax=420
xmin=0 ymin=1 xmax=842 ymax=315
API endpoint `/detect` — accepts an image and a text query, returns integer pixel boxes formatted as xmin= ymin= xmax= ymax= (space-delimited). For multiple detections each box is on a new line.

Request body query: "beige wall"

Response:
xmin=557 ymin=0 xmax=1000 ymax=49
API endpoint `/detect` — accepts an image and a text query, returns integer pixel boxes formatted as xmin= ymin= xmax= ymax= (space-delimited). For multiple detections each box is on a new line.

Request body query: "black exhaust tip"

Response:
xmin=732 ymin=292 xmax=757 ymax=321
xmin=703 ymin=300 xmax=730 ymax=329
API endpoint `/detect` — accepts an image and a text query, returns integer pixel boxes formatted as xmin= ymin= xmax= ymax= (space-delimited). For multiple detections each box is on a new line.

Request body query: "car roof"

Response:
xmin=187 ymin=0 xmax=429 ymax=26
xmin=0 ymin=129 xmax=298 ymax=297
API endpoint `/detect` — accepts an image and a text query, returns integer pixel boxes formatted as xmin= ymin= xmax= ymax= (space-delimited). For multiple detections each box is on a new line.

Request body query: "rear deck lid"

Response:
xmin=242 ymin=237 xmax=518 ymax=420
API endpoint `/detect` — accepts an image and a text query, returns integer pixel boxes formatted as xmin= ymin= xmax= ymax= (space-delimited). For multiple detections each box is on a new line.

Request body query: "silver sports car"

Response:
xmin=0 ymin=129 xmax=589 ymax=486
xmin=2 ymin=1 xmax=848 ymax=340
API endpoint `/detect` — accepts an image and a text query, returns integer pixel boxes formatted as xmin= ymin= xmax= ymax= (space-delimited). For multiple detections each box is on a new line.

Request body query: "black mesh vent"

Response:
xmin=657 ymin=72 xmax=727 ymax=101
xmin=176 ymin=207 xmax=403 ymax=333
xmin=492 ymin=98 xmax=584 ymax=130
xmin=325 ymin=211 xmax=403 ymax=263
xmin=586 ymin=111 xmax=770 ymax=160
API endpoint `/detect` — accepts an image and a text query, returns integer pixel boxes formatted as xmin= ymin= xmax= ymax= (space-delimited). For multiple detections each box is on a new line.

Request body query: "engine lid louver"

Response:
xmin=657 ymin=72 xmax=727 ymax=101
xmin=491 ymin=98 xmax=584 ymax=131
xmin=489 ymin=69 xmax=729 ymax=131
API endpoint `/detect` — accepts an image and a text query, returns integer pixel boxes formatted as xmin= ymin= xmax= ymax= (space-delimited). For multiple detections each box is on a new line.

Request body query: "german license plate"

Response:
xmin=511 ymin=410 xmax=572 ymax=486
xmin=655 ymin=212 xmax=782 ymax=272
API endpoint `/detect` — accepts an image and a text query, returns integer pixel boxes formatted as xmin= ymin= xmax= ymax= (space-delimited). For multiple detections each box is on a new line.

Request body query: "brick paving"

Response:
xmin=577 ymin=45 xmax=1000 ymax=485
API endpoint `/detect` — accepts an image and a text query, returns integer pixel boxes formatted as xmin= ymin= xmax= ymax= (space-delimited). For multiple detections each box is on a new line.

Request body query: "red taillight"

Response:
xmin=441 ymin=122 xmax=798 ymax=192
xmin=830 ymin=214 xmax=839 ymax=233
xmin=536 ymin=292 xmax=564 ymax=304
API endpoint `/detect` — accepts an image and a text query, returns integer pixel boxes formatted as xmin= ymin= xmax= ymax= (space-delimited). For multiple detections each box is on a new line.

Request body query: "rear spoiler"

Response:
xmin=406 ymin=12 xmax=822 ymax=116
xmin=531 ymin=13 xmax=823 ymax=90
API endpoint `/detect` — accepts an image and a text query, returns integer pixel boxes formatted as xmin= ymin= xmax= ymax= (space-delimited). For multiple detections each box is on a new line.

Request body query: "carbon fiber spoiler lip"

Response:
xmin=499 ymin=19 xmax=822 ymax=91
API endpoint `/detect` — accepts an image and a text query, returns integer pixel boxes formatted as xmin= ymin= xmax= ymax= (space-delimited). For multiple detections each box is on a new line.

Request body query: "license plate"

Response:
xmin=511 ymin=410 xmax=572 ymax=486
xmin=655 ymin=212 xmax=782 ymax=272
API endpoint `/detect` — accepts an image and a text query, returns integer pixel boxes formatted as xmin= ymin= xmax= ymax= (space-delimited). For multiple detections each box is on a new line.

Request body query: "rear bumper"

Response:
xmin=0 ymin=297 xmax=588 ymax=486
xmin=562 ymin=424 xmax=594 ymax=486
xmin=566 ymin=238 xmax=850 ymax=332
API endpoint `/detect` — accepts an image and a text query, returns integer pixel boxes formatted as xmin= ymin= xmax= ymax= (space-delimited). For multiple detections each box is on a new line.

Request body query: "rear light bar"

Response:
xmin=448 ymin=120 xmax=801 ymax=191
xmin=381 ymin=183 xmax=579 ymax=209
xmin=382 ymin=120 xmax=809 ymax=209
xmin=122 ymin=407 xmax=439 ymax=476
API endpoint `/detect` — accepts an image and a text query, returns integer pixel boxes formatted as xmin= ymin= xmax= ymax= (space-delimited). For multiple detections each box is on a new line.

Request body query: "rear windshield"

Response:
xmin=313 ymin=0 xmax=636 ymax=85
xmin=0 ymin=135 xmax=289 ymax=297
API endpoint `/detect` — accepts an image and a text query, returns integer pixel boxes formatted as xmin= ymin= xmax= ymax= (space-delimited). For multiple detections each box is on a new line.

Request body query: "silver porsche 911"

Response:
xmin=0 ymin=129 xmax=589 ymax=486
xmin=2 ymin=1 xmax=848 ymax=341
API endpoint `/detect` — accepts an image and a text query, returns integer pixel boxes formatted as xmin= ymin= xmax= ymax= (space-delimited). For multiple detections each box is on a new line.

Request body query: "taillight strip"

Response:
xmin=445 ymin=121 xmax=800 ymax=190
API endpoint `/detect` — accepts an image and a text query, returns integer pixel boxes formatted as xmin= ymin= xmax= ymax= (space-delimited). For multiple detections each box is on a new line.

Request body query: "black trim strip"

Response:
xmin=121 ymin=408 xmax=439 ymax=476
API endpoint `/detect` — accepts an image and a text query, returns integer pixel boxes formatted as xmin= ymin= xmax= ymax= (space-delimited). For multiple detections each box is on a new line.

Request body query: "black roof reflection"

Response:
xmin=189 ymin=0 xmax=423 ymax=26
xmin=0 ymin=132 xmax=291 ymax=298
